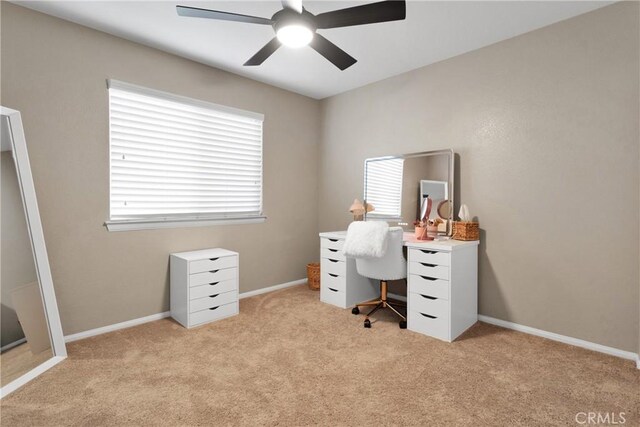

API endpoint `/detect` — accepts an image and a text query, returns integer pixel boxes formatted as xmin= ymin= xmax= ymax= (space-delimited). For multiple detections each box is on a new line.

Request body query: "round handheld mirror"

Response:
xmin=437 ymin=200 xmax=452 ymax=220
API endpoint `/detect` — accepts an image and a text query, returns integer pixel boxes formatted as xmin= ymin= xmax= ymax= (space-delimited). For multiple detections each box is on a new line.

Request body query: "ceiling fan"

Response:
xmin=176 ymin=0 xmax=406 ymax=71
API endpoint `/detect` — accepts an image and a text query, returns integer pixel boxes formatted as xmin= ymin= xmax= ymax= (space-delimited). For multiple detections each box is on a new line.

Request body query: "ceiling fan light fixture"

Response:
xmin=276 ymin=24 xmax=313 ymax=48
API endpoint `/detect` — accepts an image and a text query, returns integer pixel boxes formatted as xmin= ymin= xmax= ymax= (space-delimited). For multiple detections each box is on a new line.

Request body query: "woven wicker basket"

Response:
xmin=306 ymin=263 xmax=320 ymax=291
xmin=453 ymin=221 xmax=480 ymax=241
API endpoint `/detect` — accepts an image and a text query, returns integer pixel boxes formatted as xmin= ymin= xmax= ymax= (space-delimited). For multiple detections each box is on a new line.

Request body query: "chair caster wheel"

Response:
xmin=352 ymin=307 xmax=360 ymax=315
xmin=364 ymin=319 xmax=371 ymax=328
xmin=399 ymin=320 xmax=407 ymax=329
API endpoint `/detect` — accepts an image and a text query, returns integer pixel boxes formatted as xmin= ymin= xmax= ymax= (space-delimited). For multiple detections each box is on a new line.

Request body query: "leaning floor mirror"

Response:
xmin=0 ymin=107 xmax=66 ymax=398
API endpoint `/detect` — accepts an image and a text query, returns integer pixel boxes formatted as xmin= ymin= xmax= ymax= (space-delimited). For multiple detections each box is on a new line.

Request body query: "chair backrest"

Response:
xmin=355 ymin=227 xmax=407 ymax=281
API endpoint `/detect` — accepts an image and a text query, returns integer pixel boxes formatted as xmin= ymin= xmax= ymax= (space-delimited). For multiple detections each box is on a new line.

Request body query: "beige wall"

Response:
xmin=1 ymin=3 xmax=321 ymax=335
xmin=1 ymin=152 xmax=36 ymax=346
xmin=319 ymin=2 xmax=640 ymax=352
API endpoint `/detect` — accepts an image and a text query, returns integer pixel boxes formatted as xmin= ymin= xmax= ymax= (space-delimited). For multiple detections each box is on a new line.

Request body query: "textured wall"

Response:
xmin=319 ymin=2 xmax=639 ymax=352
xmin=1 ymin=3 xmax=321 ymax=335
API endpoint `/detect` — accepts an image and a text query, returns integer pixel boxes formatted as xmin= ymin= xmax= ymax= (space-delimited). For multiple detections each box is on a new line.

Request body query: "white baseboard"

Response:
xmin=239 ymin=278 xmax=306 ymax=299
xmin=478 ymin=315 xmax=639 ymax=367
xmin=65 ymin=311 xmax=171 ymax=343
xmin=64 ymin=278 xmax=306 ymax=343
xmin=0 ymin=356 xmax=66 ymax=399
xmin=0 ymin=338 xmax=26 ymax=353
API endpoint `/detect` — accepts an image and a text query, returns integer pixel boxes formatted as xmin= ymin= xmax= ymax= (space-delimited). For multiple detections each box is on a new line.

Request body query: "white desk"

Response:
xmin=318 ymin=231 xmax=479 ymax=342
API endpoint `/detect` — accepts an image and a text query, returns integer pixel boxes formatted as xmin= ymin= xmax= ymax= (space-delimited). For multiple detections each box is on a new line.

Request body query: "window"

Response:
xmin=364 ymin=157 xmax=404 ymax=219
xmin=106 ymin=80 xmax=264 ymax=231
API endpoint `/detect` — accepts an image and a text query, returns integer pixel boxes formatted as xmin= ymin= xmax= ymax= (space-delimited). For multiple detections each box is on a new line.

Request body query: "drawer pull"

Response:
xmin=209 ymin=294 xmax=219 ymax=298
xmin=209 ymin=306 xmax=220 ymax=311
xmin=328 ymin=238 xmax=338 ymax=242
xmin=328 ymin=259 xmax=339 ymax=263
xmin=328 ymin=273 xmax=338 ymax=278
xmin=420 ymin=313 xmax=437 ymax=319
xmin=328 ymin=288 xmax=339 ymax=292
xmin=328 ymin=248 xmax=338 ymax=253
xmin=420 ymin=263 xmax=436 ymax=268
xmin=209 ymin=269 xmax=220 ymax=273
xmin=420 ymin=276 xmax=436 ymax=281
xmin=208 ymin=282 xmax=220 ymax=286
xmin=420 ymin=295 xmax=437 ymax=300
xmin=420 ymin=250 xmax=438 ymax=254
xmin=209 ymin=257 xmax=219 ymax=261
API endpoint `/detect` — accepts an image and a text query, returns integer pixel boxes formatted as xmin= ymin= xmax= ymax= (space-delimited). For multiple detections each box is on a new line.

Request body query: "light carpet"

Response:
xmin=1 ymin=285 xmax=638 ymax=426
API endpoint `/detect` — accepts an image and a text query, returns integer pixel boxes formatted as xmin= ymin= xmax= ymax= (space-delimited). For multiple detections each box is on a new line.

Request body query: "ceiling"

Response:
xmin=13 ymin=1 xmax=612 ymax=99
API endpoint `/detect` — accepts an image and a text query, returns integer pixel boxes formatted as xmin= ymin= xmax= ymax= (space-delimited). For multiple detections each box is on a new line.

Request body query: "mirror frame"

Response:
xmin=364 ymin=149 xmax=455 ymax=236
xmin=1 ymin=107 xmax=66 ymax=398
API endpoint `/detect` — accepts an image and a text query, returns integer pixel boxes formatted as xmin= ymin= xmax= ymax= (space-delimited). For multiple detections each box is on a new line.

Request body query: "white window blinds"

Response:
xmin=108 ymin=80 xmax=264 ymax=221
xmin=364 ymin=158 xmax=404 ymax=219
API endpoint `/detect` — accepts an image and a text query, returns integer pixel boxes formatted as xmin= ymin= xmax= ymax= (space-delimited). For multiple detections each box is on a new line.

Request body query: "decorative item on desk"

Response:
xmin=349 ymin=198 xmax=374 ymax=221
xmin=414 ymin=197 xmax=437 ymax=240
xmin=453 ymin=203 xmax=480 ymax=241
xmin=306 ymin=262 xmax=320 ymax=290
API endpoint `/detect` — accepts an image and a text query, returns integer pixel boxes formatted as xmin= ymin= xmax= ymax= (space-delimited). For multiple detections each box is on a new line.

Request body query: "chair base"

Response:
xmin=353 ymin=280 xmax=407 ymax=328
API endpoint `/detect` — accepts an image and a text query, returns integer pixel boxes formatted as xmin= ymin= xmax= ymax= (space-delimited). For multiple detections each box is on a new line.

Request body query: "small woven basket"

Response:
xmin=306 ymin=263 xmax=320 ymax=291
xmin=453 ymin=221 xmax=480 ymax=241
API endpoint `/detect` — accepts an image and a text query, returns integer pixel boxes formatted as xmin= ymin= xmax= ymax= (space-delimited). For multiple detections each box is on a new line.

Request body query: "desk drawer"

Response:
xmin=409 ymin=262 xmax=449 ymax=280
xmin=409 ymin=293 xmax=449 ymax=318
xmin=410 ymin=249 xmax=450 ymax=266
xmin=189 ymin=301 xmax=238 ymax=327
xmin=321 ymin=247 xmax=345 ymax=262
xmin=408 ymin=275 xmax=449 ymax=300
xmin=190 ymin=256 xmax=237 ymax=274
xmin=321 ymin=271 xmax=345 ymax=292
xmin=408 ymin=310 xmax=450 ymax=342
xmin=189 ymin=268 xmax=237 ymax=287
xmin=190 ymin=279 xmax=237 ymax=300
xmin=190 ymin=290 xmax=238 ymax=313
xmin=321 ymin=238 xmax=344 ymax=251
xmin=321 ymin=258 xmax=346 ymax=276
xmin=321 ymin=285 xmax=346 ymax=308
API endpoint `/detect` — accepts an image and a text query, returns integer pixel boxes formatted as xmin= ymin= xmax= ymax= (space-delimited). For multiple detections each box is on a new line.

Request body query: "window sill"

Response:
xmin=104 ymin=216 xmax=267 ymax=232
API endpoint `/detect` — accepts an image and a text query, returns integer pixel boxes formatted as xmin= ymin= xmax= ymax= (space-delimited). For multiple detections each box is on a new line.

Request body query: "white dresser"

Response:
xmin=406 ymin=243 xmax=478 ymax=342
xmin=318 ymin=231 xmax=478 ymax=342
xmin=319 ymin=235 xmax=379 ymax=309
xmin=170 ymin=248 xmax=239 ymax=329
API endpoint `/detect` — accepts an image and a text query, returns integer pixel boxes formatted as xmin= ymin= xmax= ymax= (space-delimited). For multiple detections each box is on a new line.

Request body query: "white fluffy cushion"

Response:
xmin=343 ymin=221 xmax=390 ymax=259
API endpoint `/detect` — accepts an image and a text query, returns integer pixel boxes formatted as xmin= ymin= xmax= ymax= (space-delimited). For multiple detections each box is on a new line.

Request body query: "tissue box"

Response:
xmin=453 ymin=221 xmax=479 ymax=241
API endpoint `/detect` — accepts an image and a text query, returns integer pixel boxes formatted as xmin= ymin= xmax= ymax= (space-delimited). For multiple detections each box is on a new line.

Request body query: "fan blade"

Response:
xmin=244 ymin=38 xmax=282 ymax=66
xmin=314 ymin=0 xmax=406 ymax=29
xmin=309 ymin=33 xmax=357 ymax=70
xmin=281 ymin=0 xmax=303 ymax=14
xmin=176 ymin=5 xmax=273 ymax=25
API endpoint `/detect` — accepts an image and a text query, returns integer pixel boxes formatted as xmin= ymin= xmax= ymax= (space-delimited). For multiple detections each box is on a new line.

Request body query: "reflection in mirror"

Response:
xmin=0 ymin=123 xmax=53 ymax=387
xmin=364 ymin=150 xmax=454 ymax=236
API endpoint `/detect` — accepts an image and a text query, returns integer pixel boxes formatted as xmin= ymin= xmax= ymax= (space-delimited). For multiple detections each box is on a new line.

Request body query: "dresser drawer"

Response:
xmin=409 ymin=262 xmax=449 ymax=280
xmin=320 ymin=285 xmax=346 ymax=308
xmin=190 ymin=256 xmax=237 ymax=274
xmin=321 ymin=271 xmax=345 ymax=292
xmin=190 ymin=279 xmax=237 ymax=300
xmin=409 ymin=293 xmax=449 ymax=318
xmin=321 ymin=238 xmax=344 ymax=251
xmin=321 ymin=258 xmax=346 ymax=276
xmin=408 ymin=310 xmax=450 ymax=342
xmin=410 ymin=249 xmax=450 ymax=266
xmin=190 ymin=290 xmax=238 ymax=313
xmin=189 ymin=268 xmax=237 ymax=287
xmin=321 ymin=247 xmax=345 ymax=262
xmin=408 ymin=275 xmax=449 ymax=300
xmin=189 ymin=301 xmax=238 ymax=327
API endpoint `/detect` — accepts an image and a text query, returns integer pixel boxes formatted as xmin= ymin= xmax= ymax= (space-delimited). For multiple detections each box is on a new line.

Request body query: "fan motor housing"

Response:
xmin=271 ymin=8 xmax=317 ymax=33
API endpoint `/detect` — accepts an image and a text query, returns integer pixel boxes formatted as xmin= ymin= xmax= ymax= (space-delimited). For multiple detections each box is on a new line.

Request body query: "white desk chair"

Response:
xmin=344 ymin=224 xmax=408 ymax=329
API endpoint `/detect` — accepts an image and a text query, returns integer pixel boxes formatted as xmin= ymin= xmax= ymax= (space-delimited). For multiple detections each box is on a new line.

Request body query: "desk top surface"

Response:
xmin=319 ymin=230 xmax=479 ymax=251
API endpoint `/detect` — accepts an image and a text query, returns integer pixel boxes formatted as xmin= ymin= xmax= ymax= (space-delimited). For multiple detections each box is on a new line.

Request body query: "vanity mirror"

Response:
xmin=0 ymin=107 xmax=66 ymax=398
xmin=364 ymin=149 xmax=455 ymax=236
